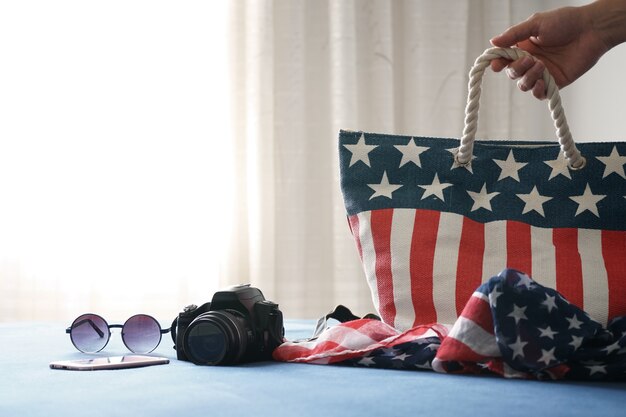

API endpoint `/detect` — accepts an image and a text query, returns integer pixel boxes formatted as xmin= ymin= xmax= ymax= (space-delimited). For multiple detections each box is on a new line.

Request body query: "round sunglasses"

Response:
xmin=66 ymin=313 xmax=170 ymax=354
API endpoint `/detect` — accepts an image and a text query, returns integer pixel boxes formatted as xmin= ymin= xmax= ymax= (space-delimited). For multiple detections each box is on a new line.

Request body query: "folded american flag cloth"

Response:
xmin=273 ymin=269 xmax=626 ymax=380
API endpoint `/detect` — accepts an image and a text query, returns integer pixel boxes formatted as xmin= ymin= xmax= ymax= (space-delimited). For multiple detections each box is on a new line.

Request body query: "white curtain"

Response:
xmin=223 ymin=0 xmax=576 ymax=319
xmin=3 ymin=0 xmax=624 ymax=322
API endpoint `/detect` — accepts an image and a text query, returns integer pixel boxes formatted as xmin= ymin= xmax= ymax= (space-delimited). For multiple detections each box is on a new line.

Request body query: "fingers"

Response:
xmin=517 ymin=59 xmax=546 ymax=97
xmin=490 ymin=58 xmax=509 ymax=72
xmin=489 ymin=11 xmax=550 ymax=100
xmin=490 ymin=55 xmax=547 ymax=99
xmin=531 ymin=79 xmax=547 ymax=100
xmin=504 ymin=56 xmax=535 ymax=80
xmin=490 ymin=13 xmax=541 ymax=47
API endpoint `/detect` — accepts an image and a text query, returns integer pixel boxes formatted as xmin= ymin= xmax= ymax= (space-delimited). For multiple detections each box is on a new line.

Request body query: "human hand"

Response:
xmin=490 ymin=4 xmax=610 ymax=99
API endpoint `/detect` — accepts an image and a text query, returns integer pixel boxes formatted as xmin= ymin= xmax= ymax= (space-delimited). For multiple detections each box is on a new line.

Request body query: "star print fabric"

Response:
xmin=273 ymin=269 xmax=626 ymax=380
xmin=338 ymin=130 xmax=626 ymax=332
xmin=434 ymin=268 xmax=625 ymax=380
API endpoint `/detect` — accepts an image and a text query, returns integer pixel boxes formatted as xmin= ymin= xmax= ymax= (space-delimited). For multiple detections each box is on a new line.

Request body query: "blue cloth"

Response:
xmin=1 ymin=320 xmax=626 ymax=417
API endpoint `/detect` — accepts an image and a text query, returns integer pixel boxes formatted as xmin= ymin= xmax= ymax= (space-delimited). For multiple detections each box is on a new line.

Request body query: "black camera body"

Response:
xmin=172 ymin=284 xmax=284 ymax=365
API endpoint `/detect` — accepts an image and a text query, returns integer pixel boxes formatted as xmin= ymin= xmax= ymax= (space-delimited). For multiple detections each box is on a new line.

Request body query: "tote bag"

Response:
xmin=339 ymin=47 xmax=626 ymax=330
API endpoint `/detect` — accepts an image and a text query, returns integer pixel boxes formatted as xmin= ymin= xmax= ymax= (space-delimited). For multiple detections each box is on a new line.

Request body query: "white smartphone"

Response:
xmin=49 ymin=355 xmax=170 ymax=371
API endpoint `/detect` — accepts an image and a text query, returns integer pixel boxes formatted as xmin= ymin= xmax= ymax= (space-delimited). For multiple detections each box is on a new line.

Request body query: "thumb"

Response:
xmin=490 ymin=16 xmax=540 ymax=47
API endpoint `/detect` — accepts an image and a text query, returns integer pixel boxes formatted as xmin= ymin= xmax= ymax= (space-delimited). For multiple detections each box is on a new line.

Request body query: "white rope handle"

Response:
xmin=456 ymin=47 xmax=585 ymax=169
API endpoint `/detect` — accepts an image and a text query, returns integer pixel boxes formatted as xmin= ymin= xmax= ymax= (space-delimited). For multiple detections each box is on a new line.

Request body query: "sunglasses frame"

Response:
xmin=66 ymin=313 xmax=170 ymax=354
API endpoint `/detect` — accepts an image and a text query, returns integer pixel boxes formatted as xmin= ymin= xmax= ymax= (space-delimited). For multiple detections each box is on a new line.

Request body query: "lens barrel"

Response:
xmin=182 ymin=310 xmax=250 ymax=365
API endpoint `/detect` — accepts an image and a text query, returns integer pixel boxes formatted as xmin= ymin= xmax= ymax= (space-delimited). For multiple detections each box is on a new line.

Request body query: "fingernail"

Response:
xmin=517 ymin=79 xmax=527 ymax=91
xmin=506 ymin=68 xmax=518 ymax=78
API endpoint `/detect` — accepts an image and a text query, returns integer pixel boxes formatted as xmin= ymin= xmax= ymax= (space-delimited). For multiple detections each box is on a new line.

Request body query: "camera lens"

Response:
xmin=183 ymin=310 xmax=250 ymax=365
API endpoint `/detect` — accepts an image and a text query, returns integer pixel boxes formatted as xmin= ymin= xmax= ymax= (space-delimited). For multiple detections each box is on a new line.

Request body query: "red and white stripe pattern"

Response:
xmin=431 ymin=289 xmax=511 ymax=377
xmin=349 ymin=208 xmax=626 ymax=329
xmin=272 ymin=318 xmax=447 ymax=364
xmin=273 ymin=269 xmax=626 ymax=380
xmin=431 ymin=284 xmax=572 ymax=379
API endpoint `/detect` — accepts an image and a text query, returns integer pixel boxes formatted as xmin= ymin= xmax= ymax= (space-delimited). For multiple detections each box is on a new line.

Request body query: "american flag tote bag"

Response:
xmin=339 ymin=47 xmax=626 ymax=331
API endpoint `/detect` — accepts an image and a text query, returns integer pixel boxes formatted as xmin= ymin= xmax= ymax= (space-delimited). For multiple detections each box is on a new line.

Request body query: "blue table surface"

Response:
xmin=1 ymin=319 xmax=626 ymax=417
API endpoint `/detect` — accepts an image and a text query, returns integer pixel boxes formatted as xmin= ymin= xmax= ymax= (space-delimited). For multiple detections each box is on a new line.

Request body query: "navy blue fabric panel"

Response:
xmin=339 ymin=130 xmax=626 ymax=230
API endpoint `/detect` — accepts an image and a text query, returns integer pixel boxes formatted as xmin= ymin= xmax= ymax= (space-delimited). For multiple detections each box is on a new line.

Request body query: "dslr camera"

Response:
xmin=171 ymin=284 xmax=284 ymax=365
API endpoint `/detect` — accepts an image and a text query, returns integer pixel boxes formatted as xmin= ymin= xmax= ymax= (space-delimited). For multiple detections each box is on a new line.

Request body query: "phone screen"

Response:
xmin=49 ymin=355 xmax=169 ymax=371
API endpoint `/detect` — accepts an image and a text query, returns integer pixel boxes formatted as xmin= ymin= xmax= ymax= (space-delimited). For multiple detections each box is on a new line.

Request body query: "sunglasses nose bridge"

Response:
xmin=108 ymin=324 xmax=124 ymax=340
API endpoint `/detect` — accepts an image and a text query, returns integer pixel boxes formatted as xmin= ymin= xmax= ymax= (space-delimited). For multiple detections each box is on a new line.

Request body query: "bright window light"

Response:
xmin=0 ymin=1 xmax=231 ymax=321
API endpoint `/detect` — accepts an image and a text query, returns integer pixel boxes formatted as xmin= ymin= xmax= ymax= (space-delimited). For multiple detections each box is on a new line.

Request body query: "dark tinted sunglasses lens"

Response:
xmin=70 ymin=314 xmax=109 ymax=353
xmin=122 ymin=314 xmax=162 ymax=353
